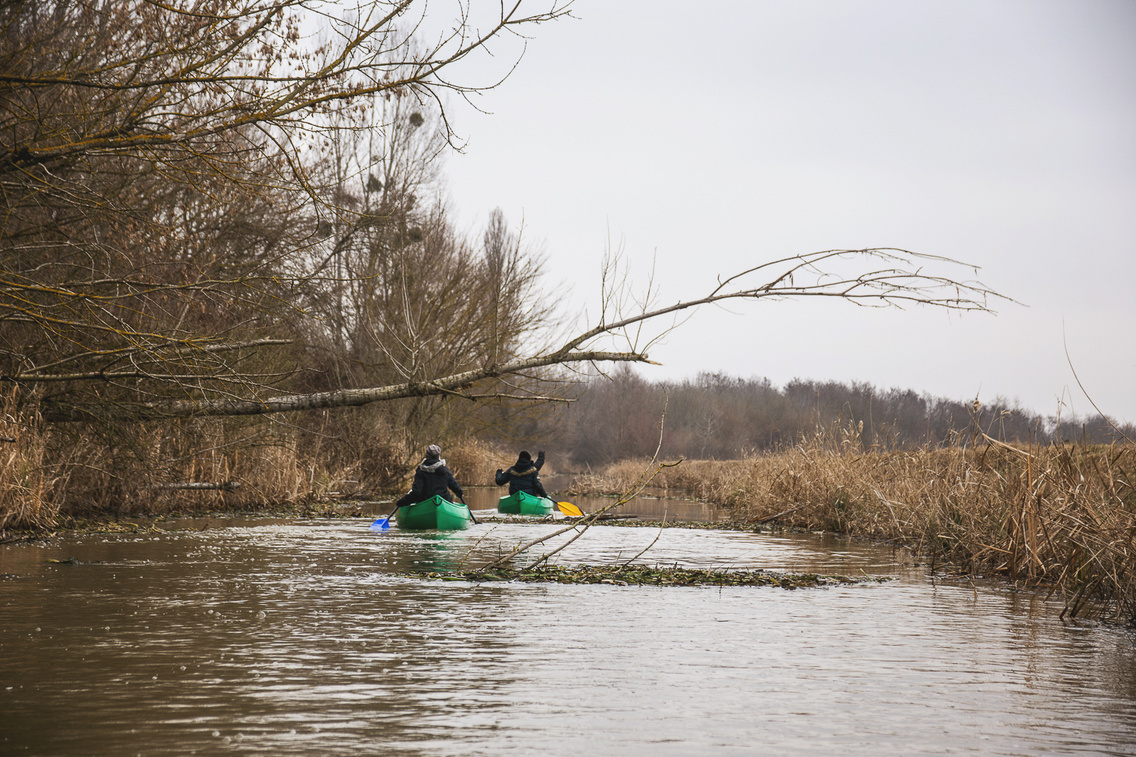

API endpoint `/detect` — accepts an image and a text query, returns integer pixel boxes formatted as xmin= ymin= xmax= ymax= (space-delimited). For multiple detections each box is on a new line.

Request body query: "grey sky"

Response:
xmin=442 ymin=0 xmax=1136 ymax=422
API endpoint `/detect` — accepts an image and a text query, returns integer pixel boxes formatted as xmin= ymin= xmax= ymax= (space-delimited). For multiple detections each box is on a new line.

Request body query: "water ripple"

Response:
xmin=2 ymin=519 xmax=1135 ymax=755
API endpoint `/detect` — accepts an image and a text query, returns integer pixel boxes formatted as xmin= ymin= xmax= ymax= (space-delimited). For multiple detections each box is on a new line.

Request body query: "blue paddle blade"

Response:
xmin=369 ymin=518 xmax=391 ymax=531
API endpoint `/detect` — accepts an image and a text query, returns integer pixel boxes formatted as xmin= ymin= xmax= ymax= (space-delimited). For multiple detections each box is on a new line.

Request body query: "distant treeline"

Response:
xmin=524 ymin=367 xmax=1134 ymax=467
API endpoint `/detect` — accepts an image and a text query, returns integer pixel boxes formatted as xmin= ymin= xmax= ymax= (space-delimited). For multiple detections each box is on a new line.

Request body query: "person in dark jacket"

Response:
xmin=495 ymin=450 xmax=548 ymax=498
xmin=396 ymin=444 xmax=463 ymax=508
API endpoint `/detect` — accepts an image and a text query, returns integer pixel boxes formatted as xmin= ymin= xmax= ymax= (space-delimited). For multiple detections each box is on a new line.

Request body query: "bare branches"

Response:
xmin=38 ymin=348 xmax=645 ymax=421
xmin=8 ymin=339 xmax=292 ymax=383
xmin=0 ymin=0 xmax=574 ymax=180
xmin=562 ymin=248 xmax=1005 ymax=358
xmin=31 ymin=245 xmax=1005 ymax=422
xmin=1 ymin=3 xmax=1008 ymax=434
xmin=1 ymin=0 xmax=578 ymax=432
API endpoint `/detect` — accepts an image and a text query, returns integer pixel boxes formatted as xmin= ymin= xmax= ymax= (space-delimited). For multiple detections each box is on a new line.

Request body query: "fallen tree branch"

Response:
xmin=150 ymin=481 xmax=241 ymax=492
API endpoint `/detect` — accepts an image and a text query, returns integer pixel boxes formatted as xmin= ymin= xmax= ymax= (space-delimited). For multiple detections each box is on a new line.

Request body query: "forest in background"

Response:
xmin=488 ymin=366 xmax=1135 ymax=470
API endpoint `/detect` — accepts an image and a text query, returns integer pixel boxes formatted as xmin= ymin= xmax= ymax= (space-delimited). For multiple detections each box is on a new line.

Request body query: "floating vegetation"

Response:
xmin=414 ymin=564 xmax=889 ymax=589
xmin=54 ymin=518 xmax=166 ymax=535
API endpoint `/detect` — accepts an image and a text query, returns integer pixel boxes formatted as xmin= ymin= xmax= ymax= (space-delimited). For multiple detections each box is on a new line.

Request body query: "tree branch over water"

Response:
xmin=36 ymin=247 xmax=1007 ymax=421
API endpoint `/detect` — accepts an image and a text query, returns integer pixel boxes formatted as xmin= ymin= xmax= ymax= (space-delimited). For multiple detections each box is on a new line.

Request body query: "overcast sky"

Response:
xmin=440 ymin=0 xmax=1136 ymax=423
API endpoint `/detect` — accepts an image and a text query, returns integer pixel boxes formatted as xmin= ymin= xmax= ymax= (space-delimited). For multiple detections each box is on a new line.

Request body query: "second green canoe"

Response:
xmin=497 ymin=491 xmax=555 ymax=516
xmin=395 ymin=495 xmax=473 ymax=530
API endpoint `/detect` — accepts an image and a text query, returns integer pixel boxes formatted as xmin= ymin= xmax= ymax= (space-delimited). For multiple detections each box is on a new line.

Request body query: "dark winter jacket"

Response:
xmin=396 ymin=457 xmax=463 ymax=507
xmin=494 ymin=451 xmax=547 ymax=497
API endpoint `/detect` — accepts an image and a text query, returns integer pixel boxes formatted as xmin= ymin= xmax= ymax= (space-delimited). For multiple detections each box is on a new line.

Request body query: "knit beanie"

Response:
xmin=426 ymin=444 xmax=442 ymax=459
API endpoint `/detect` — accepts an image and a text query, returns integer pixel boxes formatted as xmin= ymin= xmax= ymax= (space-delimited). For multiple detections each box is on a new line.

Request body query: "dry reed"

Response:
xmin=0 ymin=399 xmax=512 ymax=533
xmin=570 ymin=422 xmax=1136 ymax=624
xmin=0 ymin=390 xmax=59 ymax=531
xmin=8 ymin=404 xmax=1132 ymax=624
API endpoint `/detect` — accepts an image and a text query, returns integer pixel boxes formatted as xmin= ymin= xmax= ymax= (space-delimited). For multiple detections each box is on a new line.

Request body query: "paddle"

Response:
xmin=370 ymin=503 xmax=400 ymax=531
xmin=458 ymin=494 xmax=479 ymax=525
xmin=556 ymin=501 xmax=584 ymax=517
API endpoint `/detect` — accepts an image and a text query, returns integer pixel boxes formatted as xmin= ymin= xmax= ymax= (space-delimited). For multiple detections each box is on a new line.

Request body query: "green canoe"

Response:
xmin=497 ymin=491 xmax=556 ymax=516
xmin=395 ymin=495 xmax=473 ymax=531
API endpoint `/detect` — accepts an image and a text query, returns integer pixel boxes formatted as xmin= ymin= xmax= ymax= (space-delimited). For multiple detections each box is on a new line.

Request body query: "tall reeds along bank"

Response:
xmin=0 ymin=411 xmax=349 ymax=530
xmin=0 ymin=403 xmax=435 ymax=529
xmin=0 ymin=391 xmax=59 ymax=531
xmin=577 ymin=424 xmax=1136 ymax=624
xmin=0 ymin=396 xmax=504 ymax=533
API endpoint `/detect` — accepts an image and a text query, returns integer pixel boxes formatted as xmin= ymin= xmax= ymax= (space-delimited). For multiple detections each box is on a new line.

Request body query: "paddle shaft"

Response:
xmin=368 ymin=502 xmax=401 ymax=531
xmin=382 ymin=502 xmax=400 ymax=527
xmin=458 ymin=494 xmax=478 ymax=524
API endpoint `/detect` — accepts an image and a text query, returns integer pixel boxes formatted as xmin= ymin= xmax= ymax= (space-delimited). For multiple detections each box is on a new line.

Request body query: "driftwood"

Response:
xmin=755 ymin=505 xmax=803 ymax=524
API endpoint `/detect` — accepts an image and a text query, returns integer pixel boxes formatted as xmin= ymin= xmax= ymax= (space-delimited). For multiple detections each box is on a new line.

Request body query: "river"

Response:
xmin=2 ymin=490 xmax=1135 ymax=755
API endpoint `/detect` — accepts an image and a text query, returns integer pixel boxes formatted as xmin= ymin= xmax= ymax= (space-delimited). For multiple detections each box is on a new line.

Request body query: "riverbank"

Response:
xmin=3 ymin=406 xmax=1133 ymax=623
xmin=565 ymin=427 xmax=1136 ymax=624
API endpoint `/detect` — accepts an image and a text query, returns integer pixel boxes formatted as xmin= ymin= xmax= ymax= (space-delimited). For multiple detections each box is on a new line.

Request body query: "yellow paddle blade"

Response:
xmin=556 ymin=501 xmax=584 ymax=517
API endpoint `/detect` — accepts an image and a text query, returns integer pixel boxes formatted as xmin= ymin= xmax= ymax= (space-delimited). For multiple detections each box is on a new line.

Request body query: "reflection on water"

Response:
xmin=2 ymin=514 xmax=1136 ymax=756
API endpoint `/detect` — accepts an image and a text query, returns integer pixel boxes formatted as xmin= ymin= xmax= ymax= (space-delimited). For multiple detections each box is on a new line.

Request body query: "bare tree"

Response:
xmin=0 ymin=0 xmax=572 ymax=420
xmin=302 ymin=88 xmax=562 ymax=438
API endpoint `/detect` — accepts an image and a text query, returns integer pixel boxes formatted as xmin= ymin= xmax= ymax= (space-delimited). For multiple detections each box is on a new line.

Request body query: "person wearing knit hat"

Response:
xmin=494 ymin=449 xmax=548 ymax=498
xmin=395 ymin=444 xmax=463 ymax=508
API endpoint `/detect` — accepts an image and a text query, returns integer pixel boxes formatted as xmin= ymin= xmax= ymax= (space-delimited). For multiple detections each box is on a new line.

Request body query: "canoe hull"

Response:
xmin=497 ymin=491 xmax=555 ymax=516
xmin=395 ymin=495 xmax=472 ymax=531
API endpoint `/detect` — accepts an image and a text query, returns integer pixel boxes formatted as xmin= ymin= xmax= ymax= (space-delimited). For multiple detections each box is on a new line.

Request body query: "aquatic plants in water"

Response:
xmin=417 ymin=564 xmax=887 ymax=588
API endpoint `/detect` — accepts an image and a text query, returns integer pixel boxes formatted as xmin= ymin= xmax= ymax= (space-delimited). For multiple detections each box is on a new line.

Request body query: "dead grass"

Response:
xmin=570 ymin=422 xmax=1136 ymax=624
xmin=0 ymin=409 xmax=438 ymax=526
xmin=0 ymin=399 xmax=517 ymax=533
xmin=0 ymin=391 xmax=59 ymax=530
xmin=439 ymin=438 xmax=506 ymax=489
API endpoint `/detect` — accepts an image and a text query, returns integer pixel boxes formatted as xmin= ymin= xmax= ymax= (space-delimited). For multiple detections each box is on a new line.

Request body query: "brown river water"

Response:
xmin=2 ymin=488 xmax=1136 ymax=756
